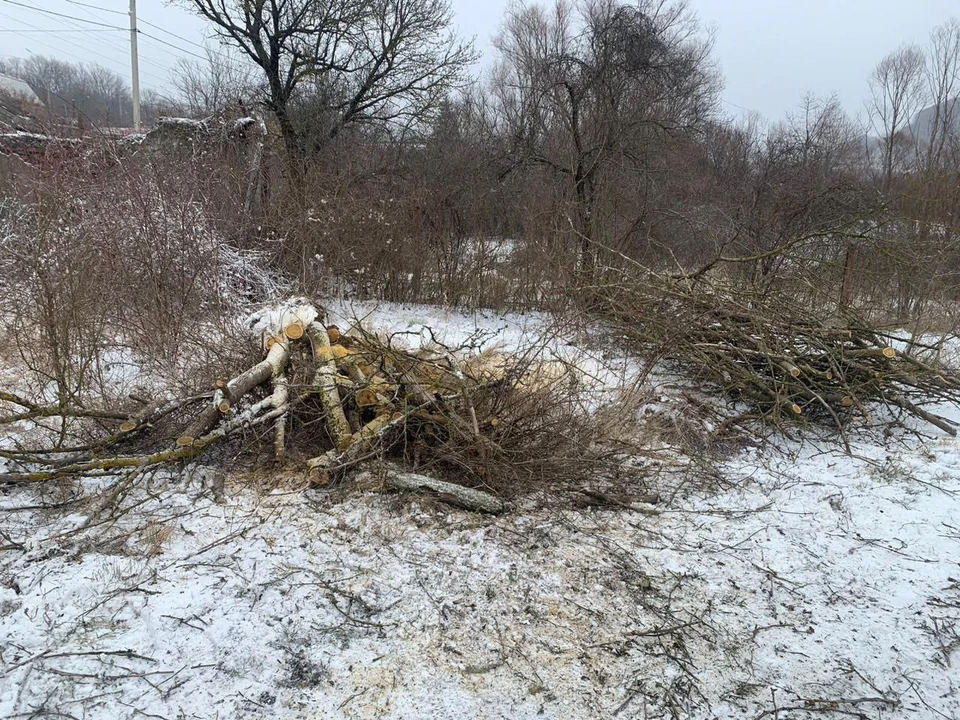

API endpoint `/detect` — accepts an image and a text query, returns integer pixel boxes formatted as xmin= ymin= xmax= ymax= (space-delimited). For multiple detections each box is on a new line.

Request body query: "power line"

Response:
xmin=41 ymin=0 xmax=182 ymax=110
xmin=0 ymin=3 xmax=173 ymax=81
xmin=0 ymin=28 xmax=126 ymax=32
xmin=0 ymin=9 xmax=115 ymax=65
xmin=138 ymin=17 xmax=206 ymax=48
xmin=54 ymin=0 xmax=243 ymax=68
xmin=57 ymin=12 xmax=173 ymax=75
xmin=1 ymin=0 xmax=255 ymax=91
xmin=721 ymin=98 xmax=756 ymax=113
xmin=137 ymin=34 xmax=196 ymax=62
xmin=58 ymin=0 xmax=246 ymax=77
xmin=50 ymin=0 xmax=175 ymax=77
xmin=8 ymin=0 xmax=254 ymax=72
xmin=5 ymin=31 xmax=125 ymax=83
xmin=61 ymin=0 xmax=127 ymax=16
xmin=136 ymin=17 xmax=254 ymax=71
xmin=0 ymin=11 xmax=185 ymax=113
xmin=59 ymin=2 xmax=249 ymax=70
xmin=136 ymin=34 xmax=236 ymax=74
xmin=0 ymin=0 xmax=126 ymax=29
xmin=0 ymin=10 xmax=170 ymax=86
xmin=137 ymin=30 xmax=208 ymax=61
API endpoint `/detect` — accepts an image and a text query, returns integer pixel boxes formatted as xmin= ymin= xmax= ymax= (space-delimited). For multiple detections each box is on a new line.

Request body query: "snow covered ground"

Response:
xmin=1 ymin=304 xmax=959 ymax=719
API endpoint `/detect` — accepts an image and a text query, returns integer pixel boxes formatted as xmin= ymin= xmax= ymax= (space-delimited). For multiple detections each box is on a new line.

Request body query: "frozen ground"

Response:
xmin=1 ymin=304 xmax=959 ymax=719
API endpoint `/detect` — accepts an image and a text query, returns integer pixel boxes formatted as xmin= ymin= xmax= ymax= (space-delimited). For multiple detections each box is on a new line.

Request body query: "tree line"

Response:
xmin=3 ymin=0 xmax=960 ymax=324
xmin=0 ymin=55 xmax=180 ymax=128
xmin=167 ymin=0 xmax=960 ymax=321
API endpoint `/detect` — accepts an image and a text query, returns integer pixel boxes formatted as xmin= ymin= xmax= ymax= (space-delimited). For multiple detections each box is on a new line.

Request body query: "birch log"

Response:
xmin=178 ymin=339 xmax=290 ymax=445
xmin=306 ymin=411 xmax=405 ymax=480
xmin=355 ymin=466 xmax=504 ymax=514
xmin=306 ymin=322 xmax=351 ymax=449
xmin=272 ymin=369 xmax=290 ymax=462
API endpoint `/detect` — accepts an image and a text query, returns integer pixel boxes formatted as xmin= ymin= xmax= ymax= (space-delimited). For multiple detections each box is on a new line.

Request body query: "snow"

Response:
xmin=0 ymin=132 xmax=82 ymax=152
xmin=246 ymin=298 xmax=320 ymax=338
xmin=228 ymin=116 xmax=260 ymax=136
xmin=155 ymin=117 xmax=208 ymax=132
xmin=323 ymin=299 xmax=548 ymax=353
xmin=0 ymin=131 xmax=50 ymax=141
xmin=2 ymin=304 xmax=959 ymax=719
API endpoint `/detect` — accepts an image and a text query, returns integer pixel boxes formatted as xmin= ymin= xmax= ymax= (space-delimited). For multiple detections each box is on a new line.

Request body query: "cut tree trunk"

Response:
xmin=306 ymin=322 xmax=351 ymax=448
xmin=178 ymin=339 xmax=290 ymax=446
xmin=272 ymin=368 xmax=290 ymax=462
xmin=839 ymin=242 xmax=859 ymax=310
xmin=307 ymin=411 xmax=406 ymax=481
xmin=355 ymin=465 xmax=504 ymax=514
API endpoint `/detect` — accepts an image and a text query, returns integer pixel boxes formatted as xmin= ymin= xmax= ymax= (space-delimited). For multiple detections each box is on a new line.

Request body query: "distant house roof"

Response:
xmin=0 ymin=72 xmax=43 ymax=106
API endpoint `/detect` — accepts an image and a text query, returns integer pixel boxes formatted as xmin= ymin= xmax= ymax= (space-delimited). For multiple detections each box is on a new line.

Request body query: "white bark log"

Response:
xmin=180 ymin=339 xmax=290 ymax=443
xmin=306 ymin=411 xmax=405 ymax=479
xmin=306 ymin=322 xmax=351 ymax=448
xmin=356 ymin=466 xmax=505 ymax=514
xmin=272 ymin=368 xmax=290 ymax=462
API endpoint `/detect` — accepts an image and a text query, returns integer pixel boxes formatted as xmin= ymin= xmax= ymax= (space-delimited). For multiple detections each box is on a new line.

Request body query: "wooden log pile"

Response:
xmin=0 ymin=131 xmax=84 ymax=167
xmin=0 ymin=304 xmax=540 ymax=512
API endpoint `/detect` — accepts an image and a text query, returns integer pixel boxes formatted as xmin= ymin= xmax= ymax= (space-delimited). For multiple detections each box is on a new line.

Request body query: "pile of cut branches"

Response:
xmin=589 ymin=269 xmax=960 ymax=441
xmin=0 ymin=303 xmax=603 ymax=511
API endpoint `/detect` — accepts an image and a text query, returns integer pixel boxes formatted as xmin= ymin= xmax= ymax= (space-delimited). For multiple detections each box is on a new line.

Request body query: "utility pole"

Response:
xmin=129 ymin=0 xmax=141 ymax=130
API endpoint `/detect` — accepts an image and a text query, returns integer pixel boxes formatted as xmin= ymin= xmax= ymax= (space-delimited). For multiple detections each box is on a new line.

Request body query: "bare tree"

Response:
xmin=867 ymin=44 xmax=926 ymax=190
xmin=84 ymin=64 xmax=130 ymax=126
xmin=140 ymin=89 xmax=186 ymax=122
xmin=774 ymin=94 xmax=867 ymax=307
xmin=491 ymin=0 xmax=719 ymax=277
xmin=0 ymin=55 xmax=134 ymax=127
xmin=182 ymin=0 xmax=476 ymax=155
xmin=172 ymin=46 xmax=257 ymax=117
xmin=781 ymin=93 xmax=860 ymax=174
xmin=0 ymin=56 xmax=78 ymax=114
xmin=922 ymin=18 xmax=960 ymax=171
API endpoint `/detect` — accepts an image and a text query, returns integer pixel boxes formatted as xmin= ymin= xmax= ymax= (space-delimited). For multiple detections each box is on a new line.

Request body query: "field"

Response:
xmin=2 ymin=303 xmax=958 ymax=719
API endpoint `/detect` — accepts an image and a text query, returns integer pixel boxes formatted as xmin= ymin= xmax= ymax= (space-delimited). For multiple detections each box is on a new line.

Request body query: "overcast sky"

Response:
xmin=0 ymin=0 xmax=957 ymax=121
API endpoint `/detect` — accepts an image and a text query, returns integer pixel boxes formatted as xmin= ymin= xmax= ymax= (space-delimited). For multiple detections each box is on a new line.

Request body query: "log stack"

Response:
xmin=0 ymin=304 xmax=522 ymax=512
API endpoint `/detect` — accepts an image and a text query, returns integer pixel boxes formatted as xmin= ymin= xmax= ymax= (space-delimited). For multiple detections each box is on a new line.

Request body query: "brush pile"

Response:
xmin=592 ymin=271 xmax=960 ymax=439
xmin=0 ymin=302 xmax=600 ymax=510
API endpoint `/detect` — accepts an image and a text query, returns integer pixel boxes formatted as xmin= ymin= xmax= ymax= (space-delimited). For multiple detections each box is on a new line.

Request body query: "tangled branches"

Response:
xmin=590 ymin=269 xmax=960 ymax=442
xmin=1 ymin=303 xmax=612 ymax=510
